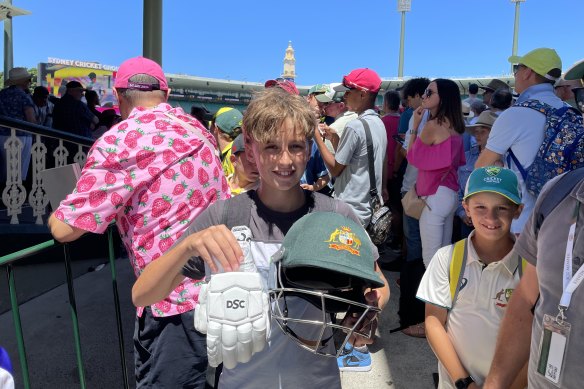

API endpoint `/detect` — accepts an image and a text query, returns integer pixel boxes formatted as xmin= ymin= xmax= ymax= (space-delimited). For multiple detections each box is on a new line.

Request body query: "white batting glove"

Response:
xmin=194 ymin=272 xmax=269 ymax=369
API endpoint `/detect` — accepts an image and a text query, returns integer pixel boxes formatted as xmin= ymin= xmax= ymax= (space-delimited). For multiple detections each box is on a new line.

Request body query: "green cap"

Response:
xmin=564 ymin=59 xmax=584 ymax=81
xmin=508 ymin=48 xmax=562 ymax=81
xmin=308 ymin=83 xmax=328 ymax=95
xmin=464 ymin=166 xmax=522 ymax=205
xmin=274 ymin=212 xmax=384 ymax=289
xmin=215 ymin=107 xmax=243 ymax=136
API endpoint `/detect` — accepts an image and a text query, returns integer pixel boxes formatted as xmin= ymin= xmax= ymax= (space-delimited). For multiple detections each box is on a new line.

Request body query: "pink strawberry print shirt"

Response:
xmin=55 ymin=103 xmax=230 ymax=317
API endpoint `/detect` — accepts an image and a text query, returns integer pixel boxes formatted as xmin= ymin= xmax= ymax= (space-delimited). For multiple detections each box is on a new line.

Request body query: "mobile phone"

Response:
xmin=392 ymin=134 xmax=405 ymax=146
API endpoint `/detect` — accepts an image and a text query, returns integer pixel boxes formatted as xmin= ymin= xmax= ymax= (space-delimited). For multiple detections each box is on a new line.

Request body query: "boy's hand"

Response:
xmin=343 ymin=290 xmax=380 ymax=347
xmin=185 ymin=225 xmax=244 ymax=273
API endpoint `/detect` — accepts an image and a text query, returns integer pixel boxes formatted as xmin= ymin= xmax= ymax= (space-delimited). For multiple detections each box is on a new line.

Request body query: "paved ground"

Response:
xmin=340 ymin=271 xmax=437 ymax=389
xmin=0 ymin=259 xmax=437 ymax=388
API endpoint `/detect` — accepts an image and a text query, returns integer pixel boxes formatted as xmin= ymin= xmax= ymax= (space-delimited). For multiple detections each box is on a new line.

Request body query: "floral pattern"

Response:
xmin=56 ymin=103 xmax=230 ymax=317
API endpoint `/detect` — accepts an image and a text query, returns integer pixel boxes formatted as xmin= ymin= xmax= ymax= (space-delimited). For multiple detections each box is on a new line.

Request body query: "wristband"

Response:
xmin=454 ymin=376 xmax=474 ymax=389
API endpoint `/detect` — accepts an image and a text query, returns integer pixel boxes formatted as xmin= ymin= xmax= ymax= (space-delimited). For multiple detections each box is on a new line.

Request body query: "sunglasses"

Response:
xmin=423 ymin=88 xmax=436 ymax=98
xmin=342 ymin=76 xmax=369 ymax=92
xmin=513 ymin=64 xmax=526 ymax=75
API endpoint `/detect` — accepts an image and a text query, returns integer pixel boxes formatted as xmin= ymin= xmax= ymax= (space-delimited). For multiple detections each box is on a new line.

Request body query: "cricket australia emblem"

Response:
xmin=325 ymin=226 xmax=362 ymax=256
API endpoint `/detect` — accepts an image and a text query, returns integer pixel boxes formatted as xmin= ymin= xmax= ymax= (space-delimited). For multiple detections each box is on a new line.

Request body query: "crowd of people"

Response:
xmin=0 ymin=68 xmax=122 ymax=188
xmin=34 ymin=47 xmax=584 ymax=389
xmin=0 ymin=69 xmax=121 ymax=139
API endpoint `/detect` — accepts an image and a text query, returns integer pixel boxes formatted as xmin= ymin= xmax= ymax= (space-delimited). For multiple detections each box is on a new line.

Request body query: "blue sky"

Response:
xmin=5 ymin=0 xmax=583 ymax=85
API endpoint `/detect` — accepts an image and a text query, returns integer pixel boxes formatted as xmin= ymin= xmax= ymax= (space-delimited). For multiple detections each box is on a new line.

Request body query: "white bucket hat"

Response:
xmin=5 ymin=67 xmax=32 ymax=86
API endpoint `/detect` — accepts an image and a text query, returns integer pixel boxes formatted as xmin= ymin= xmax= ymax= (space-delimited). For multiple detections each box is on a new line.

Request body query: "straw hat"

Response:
xmin=5 ymin=67 xmax=32 ymax=86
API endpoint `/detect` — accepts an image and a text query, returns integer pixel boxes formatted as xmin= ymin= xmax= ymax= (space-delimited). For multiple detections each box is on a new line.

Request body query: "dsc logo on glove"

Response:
xmin=226 ymin=299 xmax=246 ymax=309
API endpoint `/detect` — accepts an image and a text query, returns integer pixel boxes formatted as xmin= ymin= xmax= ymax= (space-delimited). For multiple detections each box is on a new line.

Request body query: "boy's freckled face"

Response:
xmin=463 ymin=192 xmax=522 ymax=241
xmin=246 ymin=118 xmax=310 ymax=192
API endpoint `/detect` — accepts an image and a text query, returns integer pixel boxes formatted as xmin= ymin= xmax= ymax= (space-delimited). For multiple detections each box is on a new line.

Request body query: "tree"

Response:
xmin=28 ymin=67 xmax=37 ymax=91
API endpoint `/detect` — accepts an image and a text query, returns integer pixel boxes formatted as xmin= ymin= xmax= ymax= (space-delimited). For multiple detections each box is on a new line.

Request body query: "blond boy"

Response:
xmin=132 ymin=88 xmax=389 ymax=388
xmin=417 ymin=167 xmax=526 ymax=389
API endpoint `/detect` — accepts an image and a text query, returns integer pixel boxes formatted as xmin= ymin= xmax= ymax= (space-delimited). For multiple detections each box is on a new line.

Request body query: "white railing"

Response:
xmin=1 ymin=117 xmax=94 ymax=225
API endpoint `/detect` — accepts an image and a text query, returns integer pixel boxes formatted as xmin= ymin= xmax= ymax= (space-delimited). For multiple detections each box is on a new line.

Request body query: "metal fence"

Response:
xmin=0 ymin=228 xmax=129 ymax=389
xmin=1 ymin=116 xmax=129 ymax=388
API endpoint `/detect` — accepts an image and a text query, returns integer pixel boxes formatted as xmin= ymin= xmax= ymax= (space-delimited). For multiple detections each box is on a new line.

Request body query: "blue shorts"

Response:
xmin=134 ymin=307 xmax=207 ymax=388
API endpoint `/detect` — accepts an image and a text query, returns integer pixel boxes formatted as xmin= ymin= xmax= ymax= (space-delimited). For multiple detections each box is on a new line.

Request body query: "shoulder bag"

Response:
xmin=360 ymin=118 xmax=392 ymax=245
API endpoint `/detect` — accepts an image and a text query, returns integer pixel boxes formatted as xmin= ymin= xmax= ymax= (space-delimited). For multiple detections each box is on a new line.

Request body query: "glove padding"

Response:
xmin=195 ymin=272 xmax=269 ymax=369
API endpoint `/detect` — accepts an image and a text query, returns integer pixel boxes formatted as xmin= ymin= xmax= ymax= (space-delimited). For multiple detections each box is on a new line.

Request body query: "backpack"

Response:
xmin=507 ymin=100 xmax=584 ymax=197
xmin=448 ymin=239 xmax=526 ymax=310
xmin=533 ymin=167 xmax=584 ymax=238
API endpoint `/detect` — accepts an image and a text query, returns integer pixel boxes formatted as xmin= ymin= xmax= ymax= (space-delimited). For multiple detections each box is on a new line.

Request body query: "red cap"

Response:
xmin=333 ymin=68 xmax=382 ymax=93
xmin=264 ymin=78 xmax=299 ymax=95
xmin=114 ymin=56 xmax=168 ymax=91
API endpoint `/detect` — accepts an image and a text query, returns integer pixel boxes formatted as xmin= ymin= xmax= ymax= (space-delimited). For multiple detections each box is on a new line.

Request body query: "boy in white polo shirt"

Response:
xmin=417 ymin=167 xmax=526 ymax=389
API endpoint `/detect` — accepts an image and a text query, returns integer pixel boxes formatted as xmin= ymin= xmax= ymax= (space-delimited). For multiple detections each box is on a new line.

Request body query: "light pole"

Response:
xmin=510 ymin=0 xmax=525 ymax=69
xmin=397 ymin=0 xmax=411 ymax=78
xmin=0 ymin=1 xmax=31 ymax=77
xmin=143 ymin=0 xmax=162 ymax=65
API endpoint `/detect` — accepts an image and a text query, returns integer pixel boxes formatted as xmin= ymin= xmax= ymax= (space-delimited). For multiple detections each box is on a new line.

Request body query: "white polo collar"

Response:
xmin=466 ymin=231 xmax=519 ymax=275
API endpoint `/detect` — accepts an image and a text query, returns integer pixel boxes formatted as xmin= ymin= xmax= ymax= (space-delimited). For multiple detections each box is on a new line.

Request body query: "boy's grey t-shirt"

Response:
xmin=182 ymin=190 xmax=378 ymax=389
xmin=334 ymin=109 xmax=387 ymax=226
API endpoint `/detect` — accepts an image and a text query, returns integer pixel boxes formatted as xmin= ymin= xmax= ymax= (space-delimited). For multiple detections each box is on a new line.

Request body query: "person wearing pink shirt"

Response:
xmin=48 ymin=56 xmax=229 ymax=388
xmin=407 ymin=79 xmax=466 ymax=267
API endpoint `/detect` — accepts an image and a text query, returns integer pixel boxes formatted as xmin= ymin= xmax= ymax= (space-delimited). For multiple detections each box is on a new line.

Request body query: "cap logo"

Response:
xmin=126 ymin=82 xmax=160 ymax=91
xmin=325 ymin=226 xmax=361 ymax=256
xmin=485 ymin=167 xmax=501 ymax=176
xmin=484 ymin=176 xmax=502 ymax=184
xmin=483 ymin=166 xmax=503 ymax=184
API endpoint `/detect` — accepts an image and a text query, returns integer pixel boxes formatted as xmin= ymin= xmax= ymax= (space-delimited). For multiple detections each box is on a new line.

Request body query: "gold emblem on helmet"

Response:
xmin=325 ymin=226 xmax=361 ymax=256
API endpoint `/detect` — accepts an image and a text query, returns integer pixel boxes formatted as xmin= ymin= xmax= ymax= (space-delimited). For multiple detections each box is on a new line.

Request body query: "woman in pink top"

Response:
xmin=407 ymin=79 xmax=466 ymax=266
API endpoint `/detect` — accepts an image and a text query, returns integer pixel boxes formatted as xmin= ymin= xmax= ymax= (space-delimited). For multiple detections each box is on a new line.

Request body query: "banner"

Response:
xmin=38 ymin=59 xmax=118 ymax=106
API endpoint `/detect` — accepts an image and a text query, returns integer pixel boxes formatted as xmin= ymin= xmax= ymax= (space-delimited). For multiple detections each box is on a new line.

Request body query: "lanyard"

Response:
xmin=558 ymin=202 xmax=582 ymax=316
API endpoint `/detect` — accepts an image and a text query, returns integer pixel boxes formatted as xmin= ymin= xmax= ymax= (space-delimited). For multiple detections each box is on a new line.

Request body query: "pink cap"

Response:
xmin=333 ymin=68 xmax=382 ymax=93
xmin=114 ymin=56 xmax=168 ymax=91
xmin=264 ymin=78 xmax=299 ymax=95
